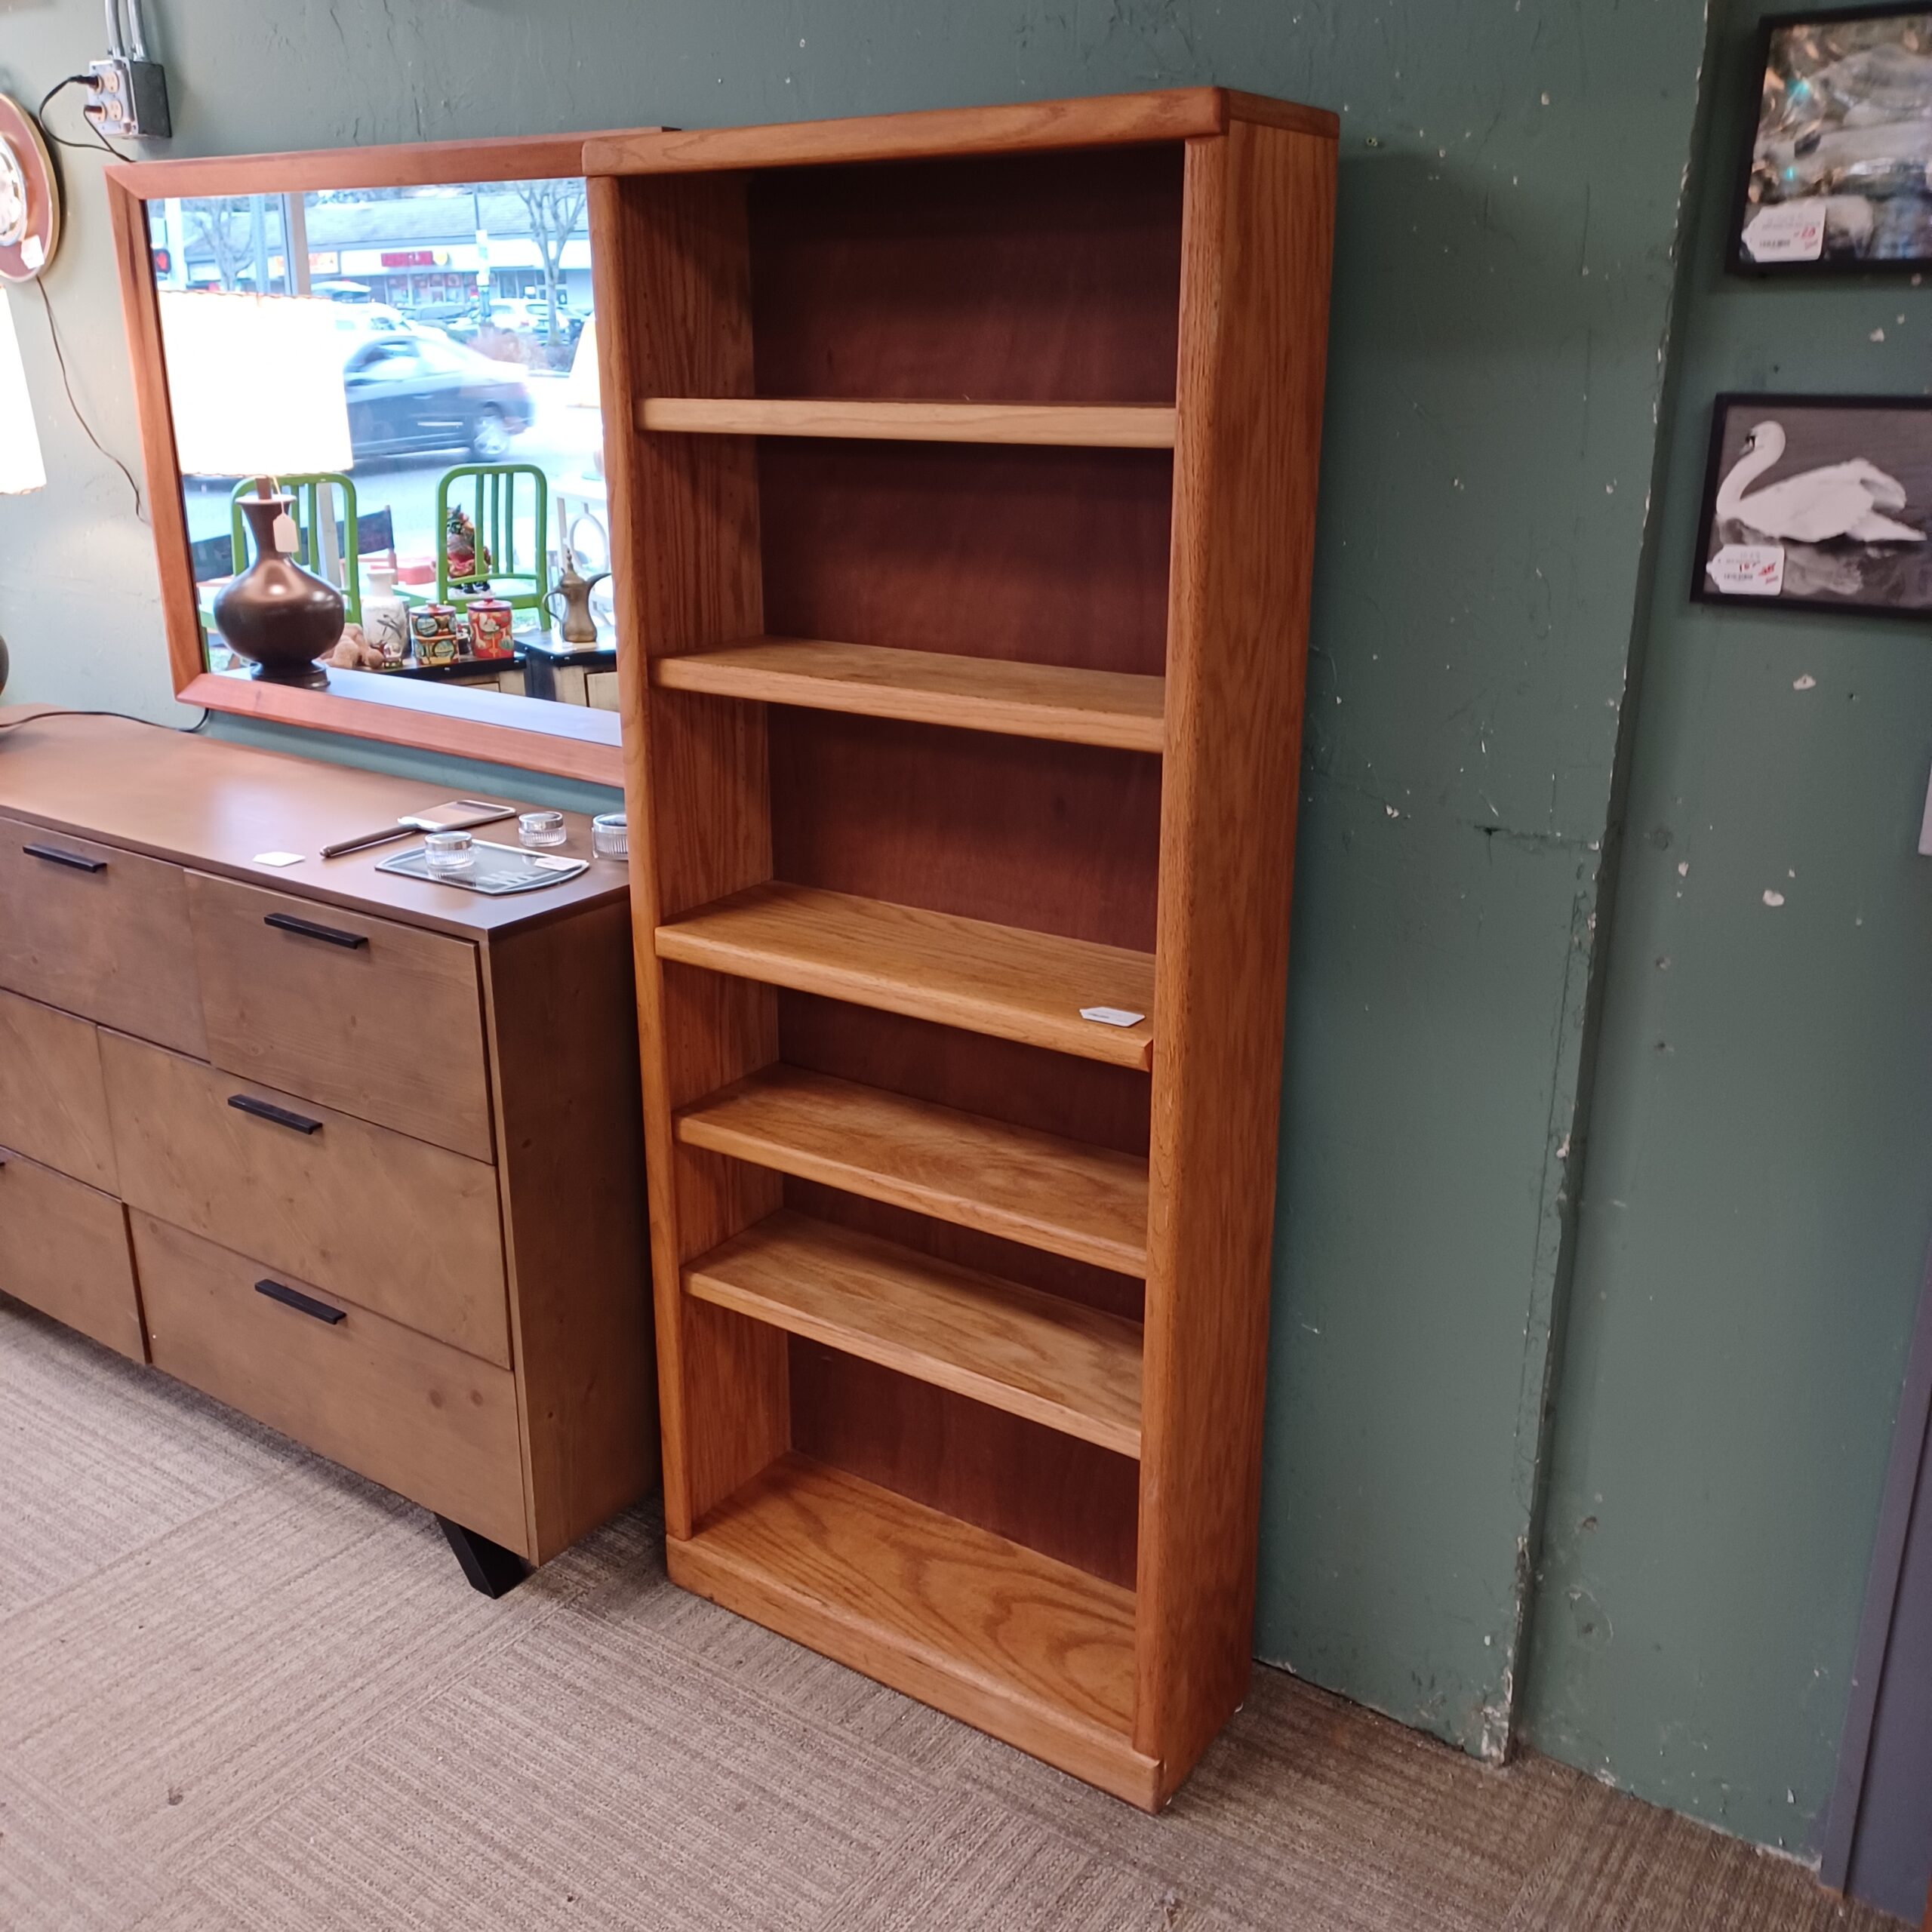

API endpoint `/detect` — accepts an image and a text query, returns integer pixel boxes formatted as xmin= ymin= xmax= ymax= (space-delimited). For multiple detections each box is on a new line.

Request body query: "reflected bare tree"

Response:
xmin=184 ymin=197 xmax=250 ymax=290
xmin=510 ymin=179 xmax=588 ymax=349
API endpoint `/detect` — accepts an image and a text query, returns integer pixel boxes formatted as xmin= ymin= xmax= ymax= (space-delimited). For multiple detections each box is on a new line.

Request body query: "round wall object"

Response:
xmin=0 ymin=97 xmax=60 ymax=282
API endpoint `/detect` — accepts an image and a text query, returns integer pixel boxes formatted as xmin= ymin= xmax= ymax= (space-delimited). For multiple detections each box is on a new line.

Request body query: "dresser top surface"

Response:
xmin=0 ymin=710 xmax=628 ymax=937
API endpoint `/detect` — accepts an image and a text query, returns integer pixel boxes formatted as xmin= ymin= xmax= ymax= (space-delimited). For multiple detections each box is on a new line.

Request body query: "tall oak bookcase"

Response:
xmin=587 ymin=86 xmax=1337 ymax=1807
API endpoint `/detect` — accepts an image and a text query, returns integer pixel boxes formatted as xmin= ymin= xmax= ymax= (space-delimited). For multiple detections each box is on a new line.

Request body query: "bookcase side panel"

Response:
xmin=593 ymin=169 xmax=789 ymax=1534
xmin=1136 ymin=120 xmax=1337 ymax=1786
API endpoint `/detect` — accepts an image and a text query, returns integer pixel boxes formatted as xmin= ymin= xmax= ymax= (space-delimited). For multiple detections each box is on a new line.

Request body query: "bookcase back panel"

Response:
xmin=758 ymin=441 xmax=1173 ymax=676
xmin=782 ymin=1177 xmax=1144 ymax=1322
xmin=769 ymin=711 xmax=1160 ymax=952
xmin=748 ymin=146 xmax=1183 ymax=406
xmin=776 ymin=994 xmax=1150 ymax=1157
xmin=790 ymin=1343 xmax=1140 ymax=1588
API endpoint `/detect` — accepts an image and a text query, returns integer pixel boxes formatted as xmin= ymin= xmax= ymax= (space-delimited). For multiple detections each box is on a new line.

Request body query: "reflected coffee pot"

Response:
xmin=545 ymin=552 xmax=610 ymax=646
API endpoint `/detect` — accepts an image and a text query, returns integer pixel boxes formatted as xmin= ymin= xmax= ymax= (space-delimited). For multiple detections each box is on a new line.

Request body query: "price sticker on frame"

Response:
xmin=1742 ymin=202 xmax=1826 ymax=263
xmin=1706 ymin=543 xmax=1786 ymax=598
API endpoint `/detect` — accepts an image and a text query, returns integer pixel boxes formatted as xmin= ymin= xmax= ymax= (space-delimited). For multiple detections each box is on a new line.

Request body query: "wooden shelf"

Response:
xmin=653 ymin=639 xmax=1164 ymax=754
xmin=685 ymin=1209 xmax=1143 ymax=1455
xmin=670 ymin=1454 xmax=1158 ymax=1807
xmin=655 ymin=883 xmax=1155 ymax=1070
xmin=677 ymin=1065 xmax=1149 ymax=1276
xmin=601 ymin=86 xmax=1336 ymax=1806
xmin=636 ymin=397 xmax=1177 ymax=448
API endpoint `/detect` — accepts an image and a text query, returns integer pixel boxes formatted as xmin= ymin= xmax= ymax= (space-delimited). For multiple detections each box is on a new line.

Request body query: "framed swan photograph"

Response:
xmin=1730 ymin=4 xmax=1932 ymax=272
xmin=1693 ymin=395 xmax=1932 ymax=617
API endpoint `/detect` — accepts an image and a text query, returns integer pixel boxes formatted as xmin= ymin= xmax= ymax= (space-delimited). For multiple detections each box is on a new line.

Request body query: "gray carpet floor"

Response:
xmin=0 ymin=1294 xmax=1905 ymax=1932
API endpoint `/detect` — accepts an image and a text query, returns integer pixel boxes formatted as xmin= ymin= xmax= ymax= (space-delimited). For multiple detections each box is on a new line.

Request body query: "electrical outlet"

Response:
xmin=85 ymin=56 xmax=171 ymax=140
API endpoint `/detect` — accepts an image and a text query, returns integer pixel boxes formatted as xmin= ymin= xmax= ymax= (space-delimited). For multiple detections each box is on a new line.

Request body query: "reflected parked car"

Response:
xmin=342 ymin=331 xmax=531 ymax=460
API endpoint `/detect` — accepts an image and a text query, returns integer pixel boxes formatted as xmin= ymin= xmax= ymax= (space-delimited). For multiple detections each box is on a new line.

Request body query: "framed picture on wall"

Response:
xmin=1730 ymin=4 xmax=1932 ymax=272
xmin=1693 ymin=395 xmax=1932 ymax=616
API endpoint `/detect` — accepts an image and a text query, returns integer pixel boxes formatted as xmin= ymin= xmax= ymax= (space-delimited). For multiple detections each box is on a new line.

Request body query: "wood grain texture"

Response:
xmin=785 ymin=1180 xmax=1143 ymax=1324
xmin=0 ymin=988 xmax=117 ymax=1192
xmin=106 ymin=177 xmax=202 ymax=700
xmin=189 ymin=872 xmax=494 ymax=1161
xmin=0 ymin=1149 xmax=144 ymax=1361
xmin=669 ymin=1453 xmax=1159 ymax=1805
xmin=101 ymin=1032 xmax=511 ymax=1369
xmin=481 ymin=901 xmax=658 ymax=1563
xmin=655 ymin=639 xmax=1164 ymax=752
xmin=769 ymin=710 xmax=1161 ymax=953
xmin=777 ymin=995 xmax=1149 ymax=1158
xmin=0 ymin=712 xmax=625 ymax=940
xmin=591 ymin=170 xmax=789 ymax=1537
xmin=104 ymin=131 xmax=615 ymax=199
xmin=687 ymin=1210 xmax=1143 ymax=1455
xmin=758 ymin=441 xmax=1174 ymax=681
xmin=789 ymin=1341 xmax=1141 ymax=1586
xmin=0 ymin=814 xmax=208 ymax=1057
xmin=1134 ymin=122 xmax=1336 ymax=1795
xmin=638 ymin=397 xmax=1176 ymax=448
xmin=657 ymin=882 xmax=1156 ymax=1069
xmin=677 ymin=1064 xmax=1149 ymax=1275
xmin=178 ymin=670 xmax=626 ymax=789
xmin=747 ymin=147 xmax=1182 ymax=408
xmin=133 ymin=1213 xmax=530 ymax=1555
xmin=585 ymin=88 xmax=1334 ymax=175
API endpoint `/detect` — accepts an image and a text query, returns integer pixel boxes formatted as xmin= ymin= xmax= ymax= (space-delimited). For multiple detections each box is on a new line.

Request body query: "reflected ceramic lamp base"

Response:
xmin=213 ymin=491 xmax=343 ymax=688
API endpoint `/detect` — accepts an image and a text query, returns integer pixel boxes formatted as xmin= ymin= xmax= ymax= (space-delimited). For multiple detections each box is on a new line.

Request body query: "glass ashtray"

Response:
xmin=518 ymin=810 xmax=568 ymax=849
xmin=423 ymin=829 xmax=475 ymax=877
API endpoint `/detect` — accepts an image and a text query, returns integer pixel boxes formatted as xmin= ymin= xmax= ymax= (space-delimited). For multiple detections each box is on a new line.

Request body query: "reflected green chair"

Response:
xmin=226 ymin=472 xmax=362 ymax=626
xmin=434 ymin=463 xmax=548 ymax=624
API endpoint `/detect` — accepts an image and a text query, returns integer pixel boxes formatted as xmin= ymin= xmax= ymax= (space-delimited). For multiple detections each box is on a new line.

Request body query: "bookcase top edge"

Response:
xmin=584 ymin=88 xmax=1338 ymax=177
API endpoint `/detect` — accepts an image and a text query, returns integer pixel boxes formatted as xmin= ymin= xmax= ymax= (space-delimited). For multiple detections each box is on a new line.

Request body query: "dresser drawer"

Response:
xmin=133 ymin=1214 xmax=529 ymax=1554
xmin=0 ymin=817 xmax=206 ymax=1056
xmin=189 ymin=873 xmax=494 ymax=1161
xmin=0 ymin=1148 xmax=143 ymax=1360
xmin=102 ymin=1032 xmax=511 ymax=1367
xmin=0 ymin=987 xmax=116 ymax=1190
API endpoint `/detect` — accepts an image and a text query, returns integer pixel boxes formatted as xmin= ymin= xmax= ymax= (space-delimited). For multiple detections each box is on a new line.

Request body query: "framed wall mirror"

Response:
xmin=107 ymin=136 xmax=638 ymax=785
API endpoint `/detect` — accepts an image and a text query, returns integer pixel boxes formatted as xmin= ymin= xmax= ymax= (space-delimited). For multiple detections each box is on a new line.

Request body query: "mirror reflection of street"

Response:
xmin=152 ymin=175 xmax=617 ymax=691
xmin=180 ymin=371 xmax=602 ymax=567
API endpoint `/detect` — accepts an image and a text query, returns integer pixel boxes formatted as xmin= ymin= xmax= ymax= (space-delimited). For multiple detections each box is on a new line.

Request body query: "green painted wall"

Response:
xmin=1522 ymin=1 xmax=1932 ymax=1857
xmin=2 ymin=0 xmax=1752 ymax=1804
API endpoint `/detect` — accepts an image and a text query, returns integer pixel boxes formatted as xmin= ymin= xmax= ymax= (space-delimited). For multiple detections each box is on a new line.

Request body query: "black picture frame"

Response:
xmin=1728 ymin=2 xmax=1932 ymax=276
xmin=1691 ymin=393 xmax=1932 ymax=619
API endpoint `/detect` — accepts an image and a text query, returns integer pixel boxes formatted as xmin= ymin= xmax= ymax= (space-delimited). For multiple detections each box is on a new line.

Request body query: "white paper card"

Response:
xmin=252 ymin=851 xmax=305 ymax=867
xmin=271 ymin=512 xmax=300 ymax=554
xmin=20 ymin=235 xmax=44 ymax=272
xmin=1080 ymin=1005 xmax=1146 ymax=1028
xmin=1743 ymin=201 xmax=1826 ymax=263
xmin=1706 ymin=543 xmax=1785 ymax=597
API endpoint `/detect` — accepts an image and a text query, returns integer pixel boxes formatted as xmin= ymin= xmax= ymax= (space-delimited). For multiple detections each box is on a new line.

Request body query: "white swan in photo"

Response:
xmin=1717 ymin=418 xmax=1926 ymax=544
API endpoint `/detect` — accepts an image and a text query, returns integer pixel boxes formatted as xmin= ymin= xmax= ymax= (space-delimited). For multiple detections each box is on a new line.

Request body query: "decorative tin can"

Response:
xmin=466 ymin=596 xmax=515 ymax=660
xmin=411 ymin=602 xmax=462 ymax=665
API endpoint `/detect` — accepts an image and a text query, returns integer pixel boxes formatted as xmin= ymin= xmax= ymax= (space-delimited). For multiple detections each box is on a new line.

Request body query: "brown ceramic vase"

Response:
xmin=213 ymin=494 xmax=344 ymax=688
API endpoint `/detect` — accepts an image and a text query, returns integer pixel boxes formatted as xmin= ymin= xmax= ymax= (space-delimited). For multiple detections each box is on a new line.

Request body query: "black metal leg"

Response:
xmin=435 ymin=1515 xmax=530 ymax=1598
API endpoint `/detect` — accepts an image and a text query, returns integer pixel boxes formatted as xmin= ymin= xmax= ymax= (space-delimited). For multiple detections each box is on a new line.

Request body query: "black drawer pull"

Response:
xmin=23 ymin=843 xmax=106 ymax=874
xmin=227 ymin=1093 xmax=323 ymax=1135
xmin=264 ymin=912 xmax=369 ymax=950
xmin=254 ymin=1278 xmax=346 ymax=1325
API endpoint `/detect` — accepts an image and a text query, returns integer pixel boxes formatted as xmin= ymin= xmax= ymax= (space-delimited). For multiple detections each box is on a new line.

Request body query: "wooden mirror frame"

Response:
xmin=106 ymin=134 xmax=647 ymax=786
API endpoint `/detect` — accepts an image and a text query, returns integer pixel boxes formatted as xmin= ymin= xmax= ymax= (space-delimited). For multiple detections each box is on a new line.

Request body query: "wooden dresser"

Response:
xmin=0 ymin=710 xmax=654 ymax=1592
